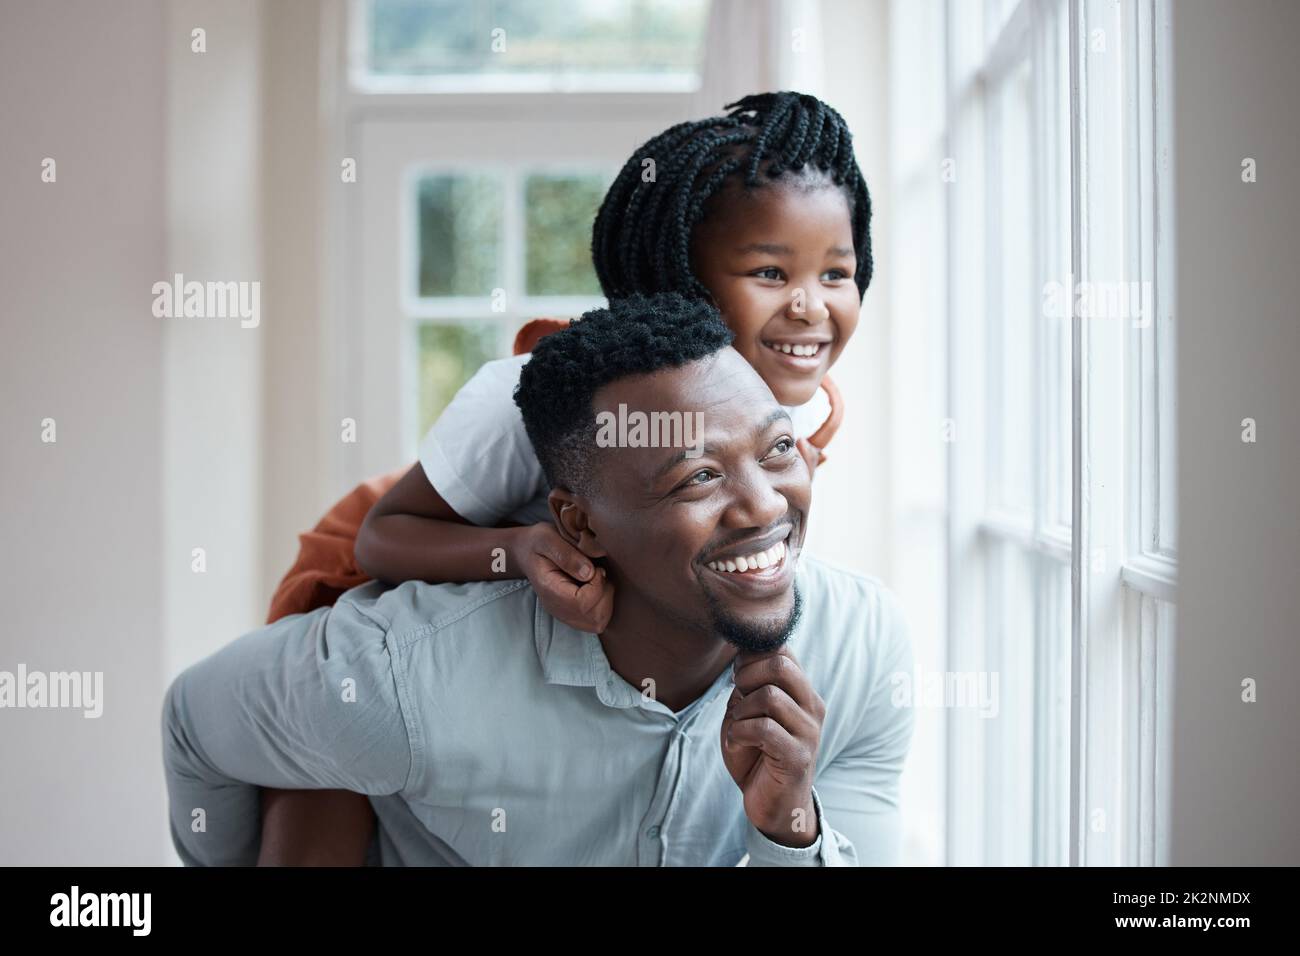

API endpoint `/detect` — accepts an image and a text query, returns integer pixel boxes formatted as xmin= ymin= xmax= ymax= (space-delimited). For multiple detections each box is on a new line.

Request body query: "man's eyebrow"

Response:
xmin=650 ymin=407 xmax=793 ymax=483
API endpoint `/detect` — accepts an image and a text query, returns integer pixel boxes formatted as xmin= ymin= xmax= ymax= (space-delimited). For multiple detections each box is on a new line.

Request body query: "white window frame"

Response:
xmin=942 ymin=0 xmax=1177 ymax=866
xmin=319 ymin=0 xmax=707 ymax=486
xmin=348 ymin=0 xmax=707 ymax=96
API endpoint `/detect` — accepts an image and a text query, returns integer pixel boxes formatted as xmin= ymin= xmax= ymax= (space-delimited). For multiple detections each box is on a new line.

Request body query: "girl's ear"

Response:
xmin=547 ymin=489 xmax=608 ymax=559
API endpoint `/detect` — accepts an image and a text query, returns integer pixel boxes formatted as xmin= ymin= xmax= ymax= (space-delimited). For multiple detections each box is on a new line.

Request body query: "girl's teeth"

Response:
xmin=767 ymin=342 xmax=821 ymax=357
xmin=707 ymin=539 xmax=788 ymax=574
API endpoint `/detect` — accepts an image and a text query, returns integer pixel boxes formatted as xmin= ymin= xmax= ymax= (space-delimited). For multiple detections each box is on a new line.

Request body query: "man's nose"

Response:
xmin=726 ymin=462 xmax=788 ymax=529
xmin=784 ymin=285 xmax=831 ymax=325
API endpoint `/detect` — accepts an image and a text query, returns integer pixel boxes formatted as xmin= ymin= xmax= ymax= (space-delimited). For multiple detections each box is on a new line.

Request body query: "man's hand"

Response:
xmin=720 ymin=647 xmax=825 ymax=848
xmin=511 ymin=522 xmax=614 ymax=633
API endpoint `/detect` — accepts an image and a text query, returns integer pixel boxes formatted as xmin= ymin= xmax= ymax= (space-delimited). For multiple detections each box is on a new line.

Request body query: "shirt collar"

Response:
xmin=532 ymin=597 xmax=640 ymax=707
xmin=531 ymin=595 xmax=735 ymax=713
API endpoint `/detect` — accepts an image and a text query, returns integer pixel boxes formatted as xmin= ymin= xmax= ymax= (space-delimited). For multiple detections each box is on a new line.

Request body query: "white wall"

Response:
xmin=0 ymin=0 xmax=275 ymax=865
xmin=824 ymin=0 xmax=950 ymax=868
xmin=0 ymin=0 xmax=167 ymax=864
xmin=162 ymin=0 xmax=264 ymax=690
xmin=1170 ymin=0 xmax=1300 ymax=865
xmin=159 ymin=0 xmax=267 ymax=864
xmin=807 ymin=0 xmax=892 ymax=581
xmin=260 ymin=0 xmax=338 ymax=610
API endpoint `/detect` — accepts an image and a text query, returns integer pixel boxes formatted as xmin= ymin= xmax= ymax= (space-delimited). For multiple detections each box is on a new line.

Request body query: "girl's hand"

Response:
xmin=512 ymin=522 xmax=614 ymax=633
xmin=796 ymin=437 xmax=823 ymax=479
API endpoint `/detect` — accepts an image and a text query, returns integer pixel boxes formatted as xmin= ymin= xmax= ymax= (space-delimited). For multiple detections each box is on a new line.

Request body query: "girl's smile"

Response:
xmin=689 ymin=172 xmax=860 ymax=407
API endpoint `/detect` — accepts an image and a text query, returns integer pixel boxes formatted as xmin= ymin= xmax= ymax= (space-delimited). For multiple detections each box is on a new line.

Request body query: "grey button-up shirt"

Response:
xmin=162 ymin=555 xmax=913 ymax=866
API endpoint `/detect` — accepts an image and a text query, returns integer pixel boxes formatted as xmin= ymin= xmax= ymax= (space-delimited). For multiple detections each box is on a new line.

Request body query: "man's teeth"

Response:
xmin=765 ymin=341 xmax=823 ymax=357
xmin=707 ymin=539 xmax=787 ymax=573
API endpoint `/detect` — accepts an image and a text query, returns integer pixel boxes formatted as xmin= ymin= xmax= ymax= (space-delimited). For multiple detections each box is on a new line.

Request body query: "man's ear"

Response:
xmin=547 ymin=488 xmax=608 ymax=560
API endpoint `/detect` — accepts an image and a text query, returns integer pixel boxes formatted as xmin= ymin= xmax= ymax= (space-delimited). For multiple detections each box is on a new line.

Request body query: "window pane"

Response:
xmin=368 ymin=0 xmax=709 ymax=79
xmin=986 ymin=540 xmax=1072 ymax=866
xmin=415 ymin=321 xmax=500 ymax=438
xmin=525 ymin=172 xmax=607 ymax=296
xmin=1155 ymin=306 xmax=1177 ymax=553
xmin=1037 ymin=560 xmax=1072 ymax=865
xmin=986 ymin=540 xmax=1037 ymax=865
xmin=990 ymin=60 xmax=1035 ymax=516
xmin=1046 ymin=7 xmax=1073 ymax=532
xmin=416 ymin=173 xmax=502 ymax=297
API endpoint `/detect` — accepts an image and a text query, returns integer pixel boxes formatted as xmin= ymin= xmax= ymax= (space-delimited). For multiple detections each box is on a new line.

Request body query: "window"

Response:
xmin=892 ymin=0 xmax=1176 ymax=866
xmin=406 ymin=166 xmax=612 ymax=438
xmin=327 ymin=0 xmax=711 ymax=482
xmin=358 ymin=0 xmax=709 ymax=92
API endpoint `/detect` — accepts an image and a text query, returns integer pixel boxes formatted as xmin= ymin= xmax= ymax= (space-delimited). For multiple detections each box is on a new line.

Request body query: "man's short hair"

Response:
xmin=514 ymin=292 xmax=735 ymax=493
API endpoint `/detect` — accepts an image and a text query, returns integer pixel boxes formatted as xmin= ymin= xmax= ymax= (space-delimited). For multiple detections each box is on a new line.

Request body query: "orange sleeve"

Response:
xmin=265 ymin=467 xmax=408 ymax=623
xmin=805 ymin=374 xmax=845 ymax=466
xmin=512 ymin=317 xmax=571 ymax=356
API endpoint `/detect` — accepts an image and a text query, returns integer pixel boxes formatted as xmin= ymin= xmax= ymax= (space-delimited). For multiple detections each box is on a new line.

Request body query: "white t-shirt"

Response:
xmin=419 ymin=352 xmax=833 ymax=527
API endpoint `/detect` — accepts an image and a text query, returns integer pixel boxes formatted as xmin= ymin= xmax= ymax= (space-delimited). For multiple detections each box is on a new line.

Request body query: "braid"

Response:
xmin=591 ymin=90 xmax=874 ymax=302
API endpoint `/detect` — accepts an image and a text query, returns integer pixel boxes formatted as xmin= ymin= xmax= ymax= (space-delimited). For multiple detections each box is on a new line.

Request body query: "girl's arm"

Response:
xmin=357 ymin=462 xmax=524 ymax=583
xmin=356 ymin=462 xmax=614 ymax=633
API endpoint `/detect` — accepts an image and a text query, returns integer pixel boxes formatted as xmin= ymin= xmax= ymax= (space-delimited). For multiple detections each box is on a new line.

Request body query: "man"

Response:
xmin=162 ymin=293 xmax=913 ymax=866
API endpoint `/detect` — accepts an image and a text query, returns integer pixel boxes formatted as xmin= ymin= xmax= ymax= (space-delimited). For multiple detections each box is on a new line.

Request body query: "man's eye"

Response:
xmin=684 ymin=469 xmax=717 ymax=486
xmin=764 ymin=437 xmax=795 ymax=459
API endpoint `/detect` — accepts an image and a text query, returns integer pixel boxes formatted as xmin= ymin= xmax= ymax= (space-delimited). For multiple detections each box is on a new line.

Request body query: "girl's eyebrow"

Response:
xmin=735 ymin=242 xmax=855 ymax=257
xmin=735 ymin=242 xmax=792 ymax=255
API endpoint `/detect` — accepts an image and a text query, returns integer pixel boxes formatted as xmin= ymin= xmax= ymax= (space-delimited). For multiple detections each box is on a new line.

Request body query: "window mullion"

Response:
xmin=1067 ymin=0 xmax=1086 ymax=868
xmin=503 ymin=167 xmax=524 ymax=350
xmin=1072 ymin=0 xmax=1129 ymax=867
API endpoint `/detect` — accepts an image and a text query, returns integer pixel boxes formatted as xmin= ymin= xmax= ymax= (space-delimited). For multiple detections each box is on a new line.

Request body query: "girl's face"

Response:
xmin=689 ymin=175 xmax=860 ymax=407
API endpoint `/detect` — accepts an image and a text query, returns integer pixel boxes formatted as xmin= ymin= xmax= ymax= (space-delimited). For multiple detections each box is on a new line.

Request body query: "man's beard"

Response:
xmin=704 ymin=582 xmax=804 ymax=653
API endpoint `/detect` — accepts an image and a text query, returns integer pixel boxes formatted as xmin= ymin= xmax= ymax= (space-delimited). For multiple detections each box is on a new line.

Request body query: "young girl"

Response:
xmin=257 ymin=90 xmax=875 ymax=864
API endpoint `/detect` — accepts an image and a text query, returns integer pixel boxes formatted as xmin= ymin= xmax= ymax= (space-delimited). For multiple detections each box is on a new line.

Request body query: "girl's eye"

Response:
xmin=822 ymin=269 xmax=850 ymax=281
xmin=754 ymin=267 xmax=784 ymax=281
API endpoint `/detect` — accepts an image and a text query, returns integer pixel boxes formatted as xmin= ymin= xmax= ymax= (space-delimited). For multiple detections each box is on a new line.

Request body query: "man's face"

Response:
xmin=567 ymin=347 xmax=812 ymax=651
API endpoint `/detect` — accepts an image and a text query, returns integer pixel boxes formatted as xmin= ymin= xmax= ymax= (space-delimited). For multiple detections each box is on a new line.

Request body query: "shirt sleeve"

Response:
xmin=160 ymin=596 xmax=416 ymax=866
xmin=743 ymin=787 xmax=848 ymax=866
xmin=784 ymin=386 xmax=833 ymax=441
xmin=417 ymin=354 xmax=549 ymax=526
xmin=745 ymin=586 xmax=916 ymax=867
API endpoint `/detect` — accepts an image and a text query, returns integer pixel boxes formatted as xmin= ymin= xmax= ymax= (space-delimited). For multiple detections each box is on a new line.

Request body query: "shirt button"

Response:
xmin=646 ymin=825 xmax=661 ymax=838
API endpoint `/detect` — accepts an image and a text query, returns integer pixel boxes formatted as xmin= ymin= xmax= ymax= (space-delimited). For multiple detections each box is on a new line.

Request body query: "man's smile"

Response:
xmin=698 ymin=529 xmax=798 ymax=598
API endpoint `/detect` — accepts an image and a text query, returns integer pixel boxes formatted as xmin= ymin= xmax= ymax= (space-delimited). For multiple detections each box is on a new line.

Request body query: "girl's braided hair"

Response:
xmin=591 ymin=91 xmax=873 ymax=303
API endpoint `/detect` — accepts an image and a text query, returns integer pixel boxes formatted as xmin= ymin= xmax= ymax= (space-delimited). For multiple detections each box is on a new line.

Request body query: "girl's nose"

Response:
xmin=784 ymin=286 xmax=831 ymax=324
